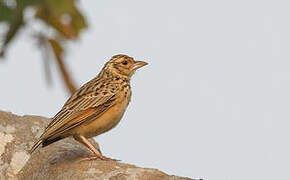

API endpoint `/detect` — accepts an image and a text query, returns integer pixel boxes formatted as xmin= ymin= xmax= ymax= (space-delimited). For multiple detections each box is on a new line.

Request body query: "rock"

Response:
xmin=0 ymin=110 xmax=199 ymax=180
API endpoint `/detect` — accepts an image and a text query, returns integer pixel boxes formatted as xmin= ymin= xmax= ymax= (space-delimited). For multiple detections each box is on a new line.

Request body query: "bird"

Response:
xmin=30 ymin=54 xmax=148 ymax=161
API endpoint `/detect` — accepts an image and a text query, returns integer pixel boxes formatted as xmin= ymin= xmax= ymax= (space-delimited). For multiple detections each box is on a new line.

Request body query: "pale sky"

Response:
xmin=1 ymin=0 xmax=289 ymax=179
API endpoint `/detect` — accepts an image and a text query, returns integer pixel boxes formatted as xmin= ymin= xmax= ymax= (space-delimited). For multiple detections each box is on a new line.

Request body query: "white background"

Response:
xmin=1 ymin=1 xmax=289 ymax=179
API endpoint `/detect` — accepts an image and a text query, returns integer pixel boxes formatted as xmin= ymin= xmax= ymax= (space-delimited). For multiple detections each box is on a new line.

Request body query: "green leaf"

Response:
xmin=0 ymin=1 xmax=24 ymax=57
xmin=0 ymin=0 xmax=43 ymax=22
xmin=17 ymin=0 xmax=43 ymax=7
xmin=0 ymin=1 xmax=14 ymax=22
xmin=35 ymin=0 xmax=87 ymax=39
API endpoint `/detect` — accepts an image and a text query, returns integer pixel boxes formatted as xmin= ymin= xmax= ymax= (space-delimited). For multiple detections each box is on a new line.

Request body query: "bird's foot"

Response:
xmin=79 ymin=153 xmax=120 ymax=162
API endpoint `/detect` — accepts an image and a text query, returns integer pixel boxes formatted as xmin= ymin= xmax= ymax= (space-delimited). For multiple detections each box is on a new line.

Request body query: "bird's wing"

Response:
xmin=40 ymin=79 xmax=118 ymax=140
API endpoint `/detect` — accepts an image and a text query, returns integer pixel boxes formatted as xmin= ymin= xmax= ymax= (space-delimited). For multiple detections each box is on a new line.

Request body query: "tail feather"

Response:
xmin=42 ymin=136 xmax=62 ymax=147
xmin=29 ymin=140 xmax=42 ymax=154
xmin=30 ymin=136 xmax=63 ymax=154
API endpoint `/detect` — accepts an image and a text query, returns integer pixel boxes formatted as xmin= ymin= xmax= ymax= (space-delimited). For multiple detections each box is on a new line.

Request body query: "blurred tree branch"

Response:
xmin=48 ymin=38 xmax=76 ymax=93
xmin=0 ymin=0 xmax=87 ymax=94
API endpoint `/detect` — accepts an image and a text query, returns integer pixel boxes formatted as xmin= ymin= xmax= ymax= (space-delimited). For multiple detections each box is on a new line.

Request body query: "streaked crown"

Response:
xmin=102 ymin=54 xmax=148 ymax=78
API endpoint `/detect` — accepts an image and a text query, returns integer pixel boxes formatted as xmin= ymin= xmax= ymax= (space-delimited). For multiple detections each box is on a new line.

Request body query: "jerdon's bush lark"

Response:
xmin=30 ymin=54 xmax=148 ymax=161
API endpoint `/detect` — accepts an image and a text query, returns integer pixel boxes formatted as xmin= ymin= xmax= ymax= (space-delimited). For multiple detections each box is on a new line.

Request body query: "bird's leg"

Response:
xmin=73 ymin=134 xmax=118 ymax=161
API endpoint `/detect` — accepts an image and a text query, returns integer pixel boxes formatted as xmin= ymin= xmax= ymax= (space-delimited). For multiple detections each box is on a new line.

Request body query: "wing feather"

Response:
xmin=41 ymin=93 xmax=116 ymax=139
xmin=39 ymin=76 xmax=119 ymax=140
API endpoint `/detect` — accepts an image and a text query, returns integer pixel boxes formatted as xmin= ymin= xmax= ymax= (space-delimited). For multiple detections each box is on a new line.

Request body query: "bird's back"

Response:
xmin=30 ymin=74 xmax=131 ymax=153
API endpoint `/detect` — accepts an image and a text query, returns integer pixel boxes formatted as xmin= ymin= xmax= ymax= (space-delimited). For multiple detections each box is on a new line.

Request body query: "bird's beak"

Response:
xmin=131 ymin=61 xmax=148 ymax=71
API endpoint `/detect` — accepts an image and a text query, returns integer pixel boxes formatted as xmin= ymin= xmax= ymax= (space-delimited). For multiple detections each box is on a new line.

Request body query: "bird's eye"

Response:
xmin=122 ymin=61 xmax=128 ymax=65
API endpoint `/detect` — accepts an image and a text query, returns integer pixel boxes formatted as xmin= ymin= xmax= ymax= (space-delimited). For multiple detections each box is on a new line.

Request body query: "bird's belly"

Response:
xmin=75 ymin=103 xmax=127 ymax=138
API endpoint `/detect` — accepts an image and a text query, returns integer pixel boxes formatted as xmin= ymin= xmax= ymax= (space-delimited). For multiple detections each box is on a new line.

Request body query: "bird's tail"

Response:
xmin=29 ymin=136 xmax=63 ymax=154
xmin=29 ymin=139 xmax=42 ymax=154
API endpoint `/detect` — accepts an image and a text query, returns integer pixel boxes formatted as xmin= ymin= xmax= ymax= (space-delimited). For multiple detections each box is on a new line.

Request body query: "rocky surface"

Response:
xmin=0 ymin=110 xmax=198 ymax=180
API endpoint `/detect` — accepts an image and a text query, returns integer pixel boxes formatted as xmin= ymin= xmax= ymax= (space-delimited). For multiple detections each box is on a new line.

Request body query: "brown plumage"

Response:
xmin=30 ymin=54 xmax=148 ymax=160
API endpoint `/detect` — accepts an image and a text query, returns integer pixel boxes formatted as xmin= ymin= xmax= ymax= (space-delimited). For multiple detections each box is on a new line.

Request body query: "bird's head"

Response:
xmin=103 ymin=54 xmax=148 ymax=78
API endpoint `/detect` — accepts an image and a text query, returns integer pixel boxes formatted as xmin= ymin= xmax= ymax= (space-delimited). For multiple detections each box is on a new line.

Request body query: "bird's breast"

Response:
xmin=78 ymin=89 xmax=131 ymax=138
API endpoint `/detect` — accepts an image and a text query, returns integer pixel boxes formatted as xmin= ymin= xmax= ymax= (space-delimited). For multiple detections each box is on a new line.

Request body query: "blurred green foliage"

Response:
xmin=0 ymin=0 xmax=88 ymax=94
